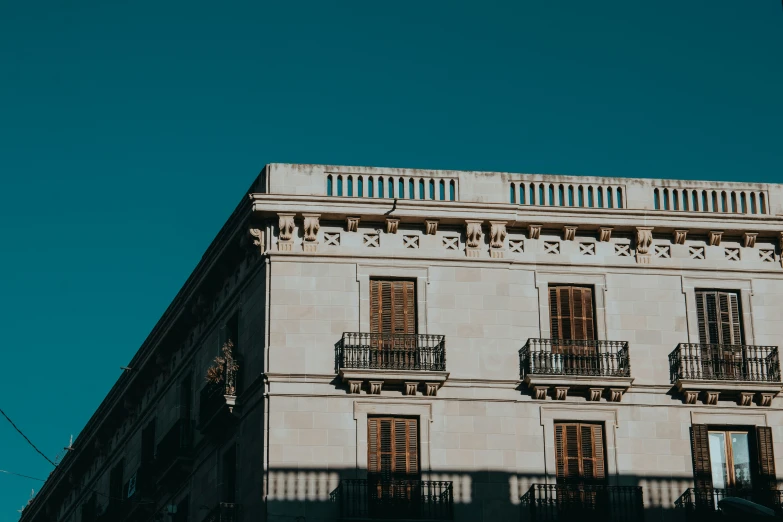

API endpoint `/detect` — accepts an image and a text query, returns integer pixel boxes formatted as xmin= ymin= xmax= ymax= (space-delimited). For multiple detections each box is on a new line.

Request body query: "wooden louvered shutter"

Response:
xmin=573 ymin=287 xmax=595 ymax=341
xmin=718 ymin=292 xmax=742 ymax=345
xmin=696 ymin=291 xmax=709 ymax=344
xmin=371 ymin=280 xmax=416 ymax=335
xmin=691 ymin=424 xmax=713 ymax=490
xmin=369 ymin=417 xmax=419 ymax=478
xmin=393 ymin=418 xmax=419 ymax=475
xmin=581 ymin=424 xmax=605 ymax=481
xmin=555 ymin=423 xmax=582 ymax=480
xmin=756 ymin=426 xmax=777 ymax=491
xmin=368 ymin=418 xmax=380 ymax=474
xmin=550 ymin=287 xmax=564 ymax=340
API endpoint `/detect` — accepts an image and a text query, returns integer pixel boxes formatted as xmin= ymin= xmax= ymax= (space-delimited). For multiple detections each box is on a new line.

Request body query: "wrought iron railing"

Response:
xmin=669 ymin=344 xmax=781 ymax=383
xmin=675 ymin=488 xmax=783 ymax=517
xmin=334 ymin=479 xmax=454 ymax=520
xmin=154 ymin=418 xmax=193 ymax=476
xmin=521 ymin=484 xmax=643 ymax=522
xmin=203 ymin=502 xmax=240 ymax=522
xmin=519 ymin=339 xmax=631 ymax=378
xmin=335 ymin=333 xmax=446 ymax=372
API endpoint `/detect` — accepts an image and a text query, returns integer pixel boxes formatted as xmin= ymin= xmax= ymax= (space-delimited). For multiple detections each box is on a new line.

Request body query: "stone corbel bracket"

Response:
xmin=489 ymin=221 xmax=507 ymax=258
xmin=386 ymin=218 xmax=400 ymax=234
xmin=708 ymin=231 xmax=723 ymax=246
xmin=598 ymin=227 xmax=613 ymax=242
xmin=346 ymin=216 xmax=360 ymax=232
xmin=249 ymin=227 xmax=265 ymax=255
xmin=277 ymin=213 xmax=295 ymax=251
xmin=425 ymin=219 xmax=439 ymax=235
xmin=743 ymin=232 xmax=758 ymax=249
xmin=465 ymin=220 xmax=483 ymax=258
xmin=528 ymin=224 xmax=542 ymax=240
xmin=673 ymin=230 xmax=688 ymax=245
xmin=563 ymin=226 xmax=578 ymax=242
xmin=635 ymin=227 xmax=653 ymax=264
xmin=302 ymin=214 xmax=320 ymax=252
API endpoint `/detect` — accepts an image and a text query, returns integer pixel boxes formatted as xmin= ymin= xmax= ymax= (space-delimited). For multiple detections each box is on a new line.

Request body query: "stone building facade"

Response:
xmin=19 ymin=164 xmax=783 ymax=522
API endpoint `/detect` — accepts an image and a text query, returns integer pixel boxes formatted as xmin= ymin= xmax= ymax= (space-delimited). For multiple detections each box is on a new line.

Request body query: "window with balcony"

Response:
xmin=336 ymin=279 xmax=447 ymax=395
xmin=334 ymin=416 xmax=453 ymax=520
xmin=520 ymin=285 xmax=632 ymax=401
xmin=521 ymin=422 xmax=643 ymax=521
xmin=676 ymin=425 xmax=779 ymax=516
xmin=669 ymin=289 xmax=781 ymax=405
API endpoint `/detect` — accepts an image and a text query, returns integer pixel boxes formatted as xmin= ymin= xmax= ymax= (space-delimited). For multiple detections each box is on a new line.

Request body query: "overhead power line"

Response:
xmin=0 ymin=406 xmax=58 ymax=467
xmin=0 ymin=469 xmax=46 ymax=482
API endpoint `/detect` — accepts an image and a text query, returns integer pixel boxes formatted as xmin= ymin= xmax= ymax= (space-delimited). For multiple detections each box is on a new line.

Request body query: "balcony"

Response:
xmin=203 ymin=502 xmax=240 ymax=522
xmin=335 ymin=333 xmax=448 ymax=396
xmin=521 ymin=484 xmax=644 ymax=522
xmin=112 ymin=467 xmax=156 ymax=522
xmin=675 ymin=488 xmax=783 ymax=520
xmin=154 ymin=418 xmax=194 ymax=486
xmin=334 ymin=479 xmax=454 ymax=521
xmin=519 ymin=339 xmax=634 ymax=401
xmin=198 ymin=360 xmax=241 ymax=436
xmin=669 ymin=343 xmax=782 ymax=405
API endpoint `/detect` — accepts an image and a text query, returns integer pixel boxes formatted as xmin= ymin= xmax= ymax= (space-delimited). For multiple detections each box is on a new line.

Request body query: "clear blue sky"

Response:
xmin=0 ymin=0 xmax=782 ymax=519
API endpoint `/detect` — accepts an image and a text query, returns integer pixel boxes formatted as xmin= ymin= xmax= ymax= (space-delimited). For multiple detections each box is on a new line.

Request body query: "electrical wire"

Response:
xmin=0 ymin=406 xmax=58 ymax=467
xmin=0 ymin=469 xmax=46 ymax=482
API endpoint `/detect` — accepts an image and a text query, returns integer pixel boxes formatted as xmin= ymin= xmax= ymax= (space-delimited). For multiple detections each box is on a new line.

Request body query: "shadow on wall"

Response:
xmin=262 ymin=467 xmax=697 ymax=522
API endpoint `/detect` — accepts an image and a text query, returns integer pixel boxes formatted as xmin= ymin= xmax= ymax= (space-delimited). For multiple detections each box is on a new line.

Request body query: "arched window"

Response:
xmin=712 ymin=191 xmax=718 ymax=212
xmin=740 ymin=192 xmax=747 ymax=213
xmin=429 ymin=180 xmax=435 ymax=200
xmin=654 ymin=189 xmax=660 ymax=210
xmin=327 ymin=175 xmax=333 ymax=196
xmin=568 ymin=186 xmax=574 ymax=207
xmin=419 ymin=179 xmax=425 ymax=199
xmin=617 ymin=187 xmax=623 ymax=209
xmin=530 ymin=184 xmax=536 ymax=205
xmin=558 ymin=185 xmax=565 ymax=206
xmin=692 ymin=191 xmax=698 ymax=211
xmin=510 ymin=184 xmax=516 ymax=203
xmin=399 ymin=178 xmax=404 ymax=198
xmin=751 ymin=193 xmax=757 ymax=214
xmin=539 ymin=184 xmax=545 ymax=206
xmin=409 ymin=179 xmax=415 ymax=199
xmin=347 ymin=176 xmax=353 ymax=197
xmin=519 ymin=184 xmax=525 ymax=204
xmin=672 ymin=190 xmax=678 ymax=211
xmin=378 ymin=177 xmax=384 ymax=198
xmin=597 ymin=187 xmax=604 ymax=208
xmin=337 ymin=175 xmax=343 ymax=196
xmin=731 ymin=192 xmax=737 ymax=213
xmin=607 ymin=187 xmax=614 ymax=209
xmin=760 ymin=193 xmax=767 ymax=214
xmin=682 ymin=190 xmax=688 ymax=211
xmin=548 ymin=184 xmax=555 ymax=206
xmin=368 ymin=177 xmax=374 ymax=198
xmin=588 ymin=187 xmax=594 ymax=208
xmin=721 ymin=191 xmax=727 ymax=213
xmin=663 ymin=189 xmax=669 ymax=210
xmin=578 ymin=186 xmax=585 ymax=207
xmin=358 ymin=176 xmax=364 ymax=197
xmin=388 ymin=178 xmax=394 ymax=198
xmin=439 ymin=180 xmax=445 ymax=201
xmin=702 ymin=191 xmax=708 ymax=212
xmin=449 ymin=180 xmax=456 ymax=201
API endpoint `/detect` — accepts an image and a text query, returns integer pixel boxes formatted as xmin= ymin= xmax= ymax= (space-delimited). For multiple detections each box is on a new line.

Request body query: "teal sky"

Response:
xmin=1 ymin=0 xmax=782 ymax=519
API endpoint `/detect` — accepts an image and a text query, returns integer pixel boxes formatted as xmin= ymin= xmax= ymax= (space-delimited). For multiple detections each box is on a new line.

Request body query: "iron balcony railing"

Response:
xmin=203 ymin=503 xmax=240 ymax=522
xmin=669 ymin=344 xmax=781 ymax=383
xmin=335 ymin=333 xmax=446 ymax=372
xmin=519 ymin=339 xmax=631 ymax=378
xmin=675 ymin=488 xmax=783 ymax=517
xmin=334 ymin=479 xmax=454 ymax=520
xmin=521 ymin=484 xmax=644 ymax=522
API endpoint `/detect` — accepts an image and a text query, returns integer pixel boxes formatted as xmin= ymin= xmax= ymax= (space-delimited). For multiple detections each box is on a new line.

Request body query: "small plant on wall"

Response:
xmin=205 ymin=340 xmax=239 ymax=396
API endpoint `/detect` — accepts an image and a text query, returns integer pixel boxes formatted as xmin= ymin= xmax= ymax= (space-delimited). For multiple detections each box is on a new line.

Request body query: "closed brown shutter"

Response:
xmin=691 ymin=424 xmax=713 ymax=490
xmin=368 ymin=417 xmax=419 ymax=478
xmin=370 ymin=280 xmax=416 ymax=335
xmin=549 ymin=286 xmax=595 ymax=341
xmin=554 ymin=423 xmax=605 ymax=482
xmin=756 ymin=426 xmax=777 ymax=491
xmin=696 ymin=290 xmax=743 ymax=345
